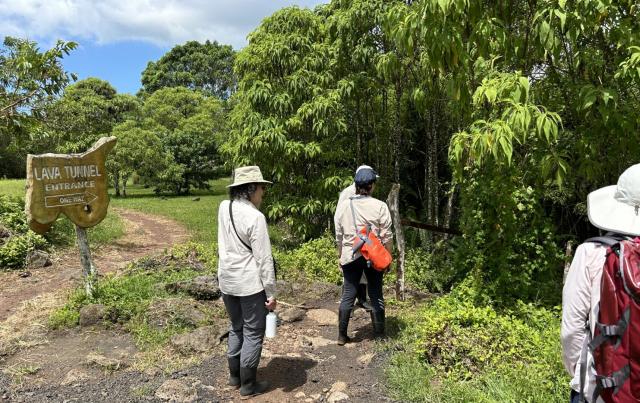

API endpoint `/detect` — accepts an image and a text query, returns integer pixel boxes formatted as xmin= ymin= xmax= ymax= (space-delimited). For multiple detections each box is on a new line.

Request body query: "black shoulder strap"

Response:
xmin=229 ymin=200 xmax=252 ymax=251
xmin=585 ymin=233 xmax=628 ymax=247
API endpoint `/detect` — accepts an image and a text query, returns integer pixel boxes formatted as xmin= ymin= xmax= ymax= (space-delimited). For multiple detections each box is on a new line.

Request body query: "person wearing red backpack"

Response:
xmin=562 ymin=164 xmax=640 ymax=403
xmin=334 ymin=166 xmax=393 ymax=345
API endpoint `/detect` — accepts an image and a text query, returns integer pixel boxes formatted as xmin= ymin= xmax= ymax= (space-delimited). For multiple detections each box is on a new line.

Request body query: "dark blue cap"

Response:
xmin=354 ymin=167 xmax=378 ymax=186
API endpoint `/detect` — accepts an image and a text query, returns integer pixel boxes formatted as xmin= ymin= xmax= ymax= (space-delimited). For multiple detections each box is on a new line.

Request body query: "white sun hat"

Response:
xmin=588 ymin=164 xmax=640 ymax=236
xmin=227 ymin=166 xmax=272 ymax=188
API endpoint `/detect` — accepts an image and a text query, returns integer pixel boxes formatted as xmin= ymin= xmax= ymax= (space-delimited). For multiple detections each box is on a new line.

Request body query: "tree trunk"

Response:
xmin=356 ymin=97 xmax=362 ymax=163
xmin=443 ymin=184 xmax=457 ymax=240
xmin=122 ymin=174 xmax=130 ymax=198
xmin=393 ymin=82 xmax=403 ymax=183
xmin=387 ymin=184 xmax=406 ymax=301
xmin=563 ymin=240 xmax=574 ymax=283
xmin=75 ymin=225 xmax=96 ymax=297
xmin=113 ymin=172 xmax=121 ymax=197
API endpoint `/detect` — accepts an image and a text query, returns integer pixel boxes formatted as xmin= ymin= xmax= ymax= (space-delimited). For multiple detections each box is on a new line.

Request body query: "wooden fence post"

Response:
xmin=75 ymin=225 xmax=96 ymax=297
xmin=387 ymin=184 xmax=406 ymax=301
xmin=563 ymin=240 xmax=574 ymax=284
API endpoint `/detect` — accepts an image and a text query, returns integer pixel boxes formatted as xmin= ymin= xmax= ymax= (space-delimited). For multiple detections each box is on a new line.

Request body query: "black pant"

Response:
xmin=340 ymin=257 xmax=384 ymax=313
xmin=570 ymin=390 xmax=579 ymax=403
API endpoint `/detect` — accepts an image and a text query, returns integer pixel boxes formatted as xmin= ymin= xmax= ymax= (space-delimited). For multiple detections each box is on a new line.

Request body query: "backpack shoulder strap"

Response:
xmin=350 ymin=197 xmax=369 ymax=256
xmin=584 ymin=233 xmax=628 ymax=247
xmin=229 ymin=200 xmax=252 ymax=251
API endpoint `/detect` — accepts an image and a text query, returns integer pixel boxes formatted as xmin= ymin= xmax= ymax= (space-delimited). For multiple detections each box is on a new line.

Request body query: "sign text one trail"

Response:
xmin=25 ymin=136 xmax=117 ymax=296
xmin=25 ymin=137 xmax=116 ymax=233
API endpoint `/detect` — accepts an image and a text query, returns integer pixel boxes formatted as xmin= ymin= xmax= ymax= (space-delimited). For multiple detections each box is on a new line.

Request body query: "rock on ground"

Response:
xmin=155 ymin=378 xmax=198 ymax=402
xmin=60 ymin=369 xmax=91 ymax=386
xmin=170 ymin=325 xmax=226 ymax=354
xmin=165 ymin=275 xmax=221 ymax=300
xmin=145 ymin=298 xmax=209 ymax=329
xmin=306 ymin=309 xmax=338 ymax=326
xmin=279 ymin=307 xmax=306 ymax=323
xmin=25 ymin=250 xmax=51 ymax=269
xmin=79 ymin=304 xmax=108 ymax=327
xmin=328 ymin=391 xmax=350 ymax=402
xmin=85 ymin=352 xmax=126 ymax=371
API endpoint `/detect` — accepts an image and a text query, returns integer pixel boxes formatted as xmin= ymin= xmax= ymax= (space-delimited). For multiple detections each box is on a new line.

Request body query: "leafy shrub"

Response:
xmin=387 ymin=295 xmax=568 ymax=402
xmin=454 ymin=168 xmax=565 ymax=306
xmin=404 ymin=243 xmax=460 ymax=293
xmin=0 ymin=231 xmax=48 ymax=269
xmin=275 ymin=233 xmax=341 ymax=284
xmin=385 ymin=294 xmax=566 ymax=402
xmin=0 ymin=195 xmax=48 ymax=269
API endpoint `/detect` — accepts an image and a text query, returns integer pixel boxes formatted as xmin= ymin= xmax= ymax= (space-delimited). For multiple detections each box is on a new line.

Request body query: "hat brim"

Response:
xmin=226 ymin=179 xmax=273 ymax=188
xmin=588 ymin=185 xmax=640 ymax=236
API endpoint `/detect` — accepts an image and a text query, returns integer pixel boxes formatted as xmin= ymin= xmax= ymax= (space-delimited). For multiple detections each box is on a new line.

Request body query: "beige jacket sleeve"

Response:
xmin=561 ymin=242 xmax=606 ymax=377
xmin=377 ymin=202 xmax=393 ymax=245
xmin=249 ymin=213 xmax=276 ymax=300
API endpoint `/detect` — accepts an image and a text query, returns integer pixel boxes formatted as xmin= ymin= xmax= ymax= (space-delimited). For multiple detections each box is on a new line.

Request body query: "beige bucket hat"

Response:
xmin=227 ymin=166 xmax=272 ymax=188
xmin=588 ymin=164 xmax=640 ymax=236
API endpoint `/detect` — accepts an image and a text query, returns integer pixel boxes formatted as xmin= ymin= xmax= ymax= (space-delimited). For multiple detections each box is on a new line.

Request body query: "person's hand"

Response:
xmin=265 ymin=297 xmax=277 ymax=311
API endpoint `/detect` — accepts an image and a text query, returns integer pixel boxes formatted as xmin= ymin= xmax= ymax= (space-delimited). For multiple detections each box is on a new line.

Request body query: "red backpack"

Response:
xmin=582 ymin=237 xmax=640 ymax=402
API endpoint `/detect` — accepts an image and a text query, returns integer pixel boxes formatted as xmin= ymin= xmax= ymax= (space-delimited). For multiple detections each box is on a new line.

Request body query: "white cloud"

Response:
xmin=0 ymin=0 xmax=328 ymax=49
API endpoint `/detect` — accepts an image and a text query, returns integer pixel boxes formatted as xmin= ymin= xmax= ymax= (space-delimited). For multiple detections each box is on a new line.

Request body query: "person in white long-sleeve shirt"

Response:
xmin=218 ymin=165 xmax=276 ymax=397
xmin=562 ymin=163 xmax=640 ymax=403
xmin=335 ymin=165 xmax=378 ymax=312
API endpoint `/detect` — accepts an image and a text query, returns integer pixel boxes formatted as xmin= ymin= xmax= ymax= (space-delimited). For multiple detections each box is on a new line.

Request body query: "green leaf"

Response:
xmin=554 ymin=10 xmax=566 ymax=32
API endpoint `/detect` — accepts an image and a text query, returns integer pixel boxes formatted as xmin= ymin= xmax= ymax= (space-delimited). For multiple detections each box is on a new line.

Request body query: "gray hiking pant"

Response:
xmin=222 ymin=290 xmax=267 ymax=369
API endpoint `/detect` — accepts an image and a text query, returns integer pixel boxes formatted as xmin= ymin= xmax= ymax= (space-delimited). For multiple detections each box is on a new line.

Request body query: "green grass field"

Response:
xmin=109 ymin=178 xmax=230 ymax=245
xmin=0 ymin=179 xmax=27 ymax=198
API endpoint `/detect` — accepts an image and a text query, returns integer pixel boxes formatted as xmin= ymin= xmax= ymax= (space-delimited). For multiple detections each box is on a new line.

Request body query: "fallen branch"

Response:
xmin=400 ymin=219 xmax=461 ymax=236
xmin=278 ymin=301 xmax=315 ymax=310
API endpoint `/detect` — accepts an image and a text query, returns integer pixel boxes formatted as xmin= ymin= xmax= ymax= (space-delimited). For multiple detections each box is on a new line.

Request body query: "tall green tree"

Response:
xmin=223 ymin=6 xmax=351 ymax=237
xmin=108 ymin=120 xmax=177 ymax=197
xmin=141 ymin=87 xmax=225 ymax=194
xmin=45 ymin=77 xmax=139 ymax=153
xmin=0 ymin=36 xmax=76 ymax=177
xmin=140 ymin=40 xmax=236 ymax=99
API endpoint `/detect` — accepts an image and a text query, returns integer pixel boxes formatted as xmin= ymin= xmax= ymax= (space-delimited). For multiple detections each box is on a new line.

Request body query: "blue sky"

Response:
xmin=1 ymin=0 xmax=328 ymax=94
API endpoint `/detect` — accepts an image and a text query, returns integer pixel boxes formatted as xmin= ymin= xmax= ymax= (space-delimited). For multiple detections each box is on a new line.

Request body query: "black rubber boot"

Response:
xmin=337 ymin=308 xmax=352 ymax=346
xmin=228 ymin=356 xmax=240 ymax=388
xmin=239 ymin=367 xmax=269 ymax=396
xmin=355 ymin=284 xmax=372 ymax=312
xmin=370 ymin=310 xmax=386 ymax=339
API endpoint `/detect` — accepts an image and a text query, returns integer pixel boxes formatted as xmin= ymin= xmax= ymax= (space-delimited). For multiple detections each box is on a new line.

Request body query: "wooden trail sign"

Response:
xmin=25 ymin=136 xmax=116 ymax=233
xmin=25 ymin=136 xmax=117 ymax=296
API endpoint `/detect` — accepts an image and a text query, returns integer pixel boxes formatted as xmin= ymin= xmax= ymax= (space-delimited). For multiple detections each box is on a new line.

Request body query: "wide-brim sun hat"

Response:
xmin=588 ymin=163 xmax=640 ymax=236
xmin=227 ymin=165 xmax=272 ymax=188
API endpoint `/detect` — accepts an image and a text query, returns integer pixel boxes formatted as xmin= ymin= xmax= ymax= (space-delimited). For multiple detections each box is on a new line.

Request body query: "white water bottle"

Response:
xmin=265 ymin=311 xmax=277 ymax=338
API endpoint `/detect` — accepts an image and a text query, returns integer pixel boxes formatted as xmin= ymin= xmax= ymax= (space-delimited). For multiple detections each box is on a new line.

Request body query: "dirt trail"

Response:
xmin=0 ymin=208 xmax=189 ymax=322
xmin=2 ymin=298 xmax=393 ymax=402
xmin=0 ymin=209 xmax=394 ymax=402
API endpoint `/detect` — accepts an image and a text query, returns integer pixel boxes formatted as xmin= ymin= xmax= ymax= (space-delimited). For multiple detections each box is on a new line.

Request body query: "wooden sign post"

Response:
xmin=25 ymin=137 xmax=117 ymax=297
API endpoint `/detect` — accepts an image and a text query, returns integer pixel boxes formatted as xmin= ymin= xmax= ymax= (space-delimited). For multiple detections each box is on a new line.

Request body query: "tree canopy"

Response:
xmin=140 ymin=40 xmax=236 ymax=99
xmin=0 ymin=36 xmax=76 ymax=177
